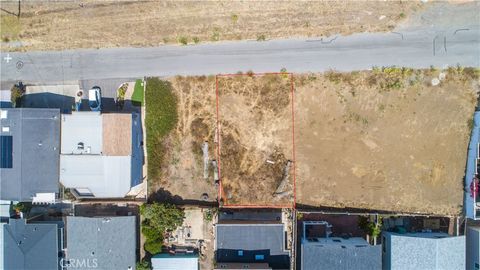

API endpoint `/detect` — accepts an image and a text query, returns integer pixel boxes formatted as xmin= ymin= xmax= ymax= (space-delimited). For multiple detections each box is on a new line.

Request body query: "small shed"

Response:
xmin=151 ymin=253 xmax=198 ymax=270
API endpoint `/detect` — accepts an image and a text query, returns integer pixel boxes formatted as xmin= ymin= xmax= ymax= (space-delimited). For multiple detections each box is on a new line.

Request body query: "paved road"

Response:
xmin=0 ymin=3 xmax=479 ymax=83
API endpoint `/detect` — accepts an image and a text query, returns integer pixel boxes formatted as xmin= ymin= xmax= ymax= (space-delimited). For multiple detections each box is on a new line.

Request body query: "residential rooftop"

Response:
xmin=66 ymin=216 xmax=136 ymax=270
xmin=382 ymin=232 xmax=465 ymax=270
xmin=1 ymin=218 xmax=60 ymax=270
xmin=215 ymin=223 xmax=290 ymax=269
xmin=0 ymin=108 xmax=60 ymax=201
xmin=59 ymin=111 xmax=142 ymax=198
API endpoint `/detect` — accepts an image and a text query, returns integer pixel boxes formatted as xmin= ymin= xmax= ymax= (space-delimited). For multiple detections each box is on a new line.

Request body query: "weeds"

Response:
xmin=257 ymin=34 xmax=266 ymax=41
xmin=211 ymin=27 xmax=221 ymax=41
xmin=231 ymin=14 xmax=239 ymax=24
xmin=178 ymin=36 xmax=188 ymax=45
xmin=193 ymin=37 xmax=200 ymax=44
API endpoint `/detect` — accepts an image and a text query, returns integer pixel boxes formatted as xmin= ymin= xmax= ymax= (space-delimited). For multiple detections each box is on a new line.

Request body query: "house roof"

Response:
xmin=151 ymin=253 xmax=198 ymax=270
xmin=59 ymin=112 xmax=137 ymax=198
xmin=301 ymin=240 xmax=381 ymax=270
xmin=60 ymin=112 xmax=102 ymax=155
xmin=102 ymin=113 xmax=132 ymax=156
xmin=215 ymin=224 xmax=290 ymax=269
xmin=0 ymin=108 xmax=60 ymax=201
xmin=66 ymin=216 xmax=136 ymax=270
xmin=385 ymin=232 xmax=465 ymax=270
xmin=2 ymin=218 xmax=59 ymax=270
xmin=60 ymin=155 xmax=132 ymax=197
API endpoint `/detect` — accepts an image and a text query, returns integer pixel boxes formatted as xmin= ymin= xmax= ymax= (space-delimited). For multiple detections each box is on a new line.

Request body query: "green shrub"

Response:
xmin=144 ymin=240 xmax=162 ymax=255
xmin=145 ymin=78 xmax=178 ymax=179
xmin=10 ymin=85 xmax=23 ymax=106
xmin=204 ymin=208 xmax=218 ymax=222
xmin=178 ymin=36 xmax=188 ymax=45
xmin=136 ymin=260 xmax=151 ymax=270
xmin=257 ymin=34 xmax=266 ymax=41
xmin=117 ymin=83 xmax=127 ymax=101
xmin=193 ymin=37 xmax=200 ymax=44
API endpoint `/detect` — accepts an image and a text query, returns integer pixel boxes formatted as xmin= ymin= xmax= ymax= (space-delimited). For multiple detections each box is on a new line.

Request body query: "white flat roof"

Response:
xmin=60 ymin=155 xmax=131 ymax=198
xmin=61 ymin=112 xmax=102 ymax=154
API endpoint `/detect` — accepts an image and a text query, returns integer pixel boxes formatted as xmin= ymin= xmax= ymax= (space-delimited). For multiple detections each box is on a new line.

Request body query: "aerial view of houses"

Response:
xmin=1 ymin=1 xmax=480 ymax=270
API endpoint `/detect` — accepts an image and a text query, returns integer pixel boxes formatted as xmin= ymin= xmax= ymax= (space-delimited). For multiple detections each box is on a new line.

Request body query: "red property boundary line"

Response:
xmin=215 ymin=72 xmax=296 ymax=209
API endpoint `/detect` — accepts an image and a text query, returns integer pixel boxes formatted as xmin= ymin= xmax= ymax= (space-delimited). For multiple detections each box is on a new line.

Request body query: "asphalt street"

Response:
xmin=0 ymin=3 xmax=479 ymax=83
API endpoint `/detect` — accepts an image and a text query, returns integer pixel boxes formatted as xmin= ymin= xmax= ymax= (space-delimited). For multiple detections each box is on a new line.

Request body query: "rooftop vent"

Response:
xmin=77 ymin=142 xmax=84 ymax=150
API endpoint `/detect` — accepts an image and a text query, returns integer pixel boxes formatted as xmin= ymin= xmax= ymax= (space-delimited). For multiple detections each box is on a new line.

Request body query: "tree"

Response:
xmin=140 ymin=203 xmax=185 ymax=233
xmin=136 ymin=260 xmax=151 ymax=270
xmin=140 ymin=203 xmax=185 ymax=255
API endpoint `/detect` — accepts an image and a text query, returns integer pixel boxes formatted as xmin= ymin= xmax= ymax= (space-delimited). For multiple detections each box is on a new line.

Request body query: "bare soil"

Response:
xmin=149 ymin=68 xmax=479 ymax=215
xmin=0 ymin=0 xmax=423 ymax=51
xmin=294 ymin=69 xmax=479 ymax=215
xmin=217 ymin=74 xmax=294 ymax=206
xmin=149 ymin=76 xmax=218 ymax=203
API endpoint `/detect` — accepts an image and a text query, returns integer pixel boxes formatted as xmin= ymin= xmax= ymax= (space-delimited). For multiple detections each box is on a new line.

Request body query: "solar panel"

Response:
xmin=0 ymin=135 xmax=13 ymax=168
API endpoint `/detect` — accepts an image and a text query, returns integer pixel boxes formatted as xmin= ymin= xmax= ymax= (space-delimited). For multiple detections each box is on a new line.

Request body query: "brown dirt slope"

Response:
xmin=217 ymin=74 xmax=294 ymax=206
xmin=0 ymin=1 xmax=422 ymax=51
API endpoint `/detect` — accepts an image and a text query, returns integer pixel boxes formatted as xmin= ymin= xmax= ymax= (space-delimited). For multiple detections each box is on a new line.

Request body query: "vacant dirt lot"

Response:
xmin=295 ymin=68 xmax=479 ymax=215
xmin=148 ymin=76 xmax=218 ymax=203
xmin=0 ymin=0 xmax=422 ymax=51
xmin=148 ymin=68 xmax=478 ymax=215
xmin=217 ymin=74 xmax=294 ymax=206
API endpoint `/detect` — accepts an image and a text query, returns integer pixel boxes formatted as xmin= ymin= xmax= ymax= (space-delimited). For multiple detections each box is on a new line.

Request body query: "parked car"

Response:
xmin=88 ymin=86 xmax=102 ymax=111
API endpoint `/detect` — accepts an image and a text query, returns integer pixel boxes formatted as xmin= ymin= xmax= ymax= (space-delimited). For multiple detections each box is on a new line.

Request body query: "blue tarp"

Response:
xmin=465 ymin=111 xmax=480 ymax=220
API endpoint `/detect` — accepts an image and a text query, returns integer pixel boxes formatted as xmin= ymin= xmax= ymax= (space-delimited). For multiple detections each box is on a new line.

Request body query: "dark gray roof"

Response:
xmin=385 ymin=232 xmax=465 ymax=270
xmin=2 ymin=218 xmax=59 ymax=270
xmin=301 ymin=243 xmax=381 ymax=270
xmin=66 ymin=216 xmax=136 ymax=270
xmin=0 ymin=108 xmax=60 ymax=201
xmin=216 ymin=224 xmax=290 ymax=269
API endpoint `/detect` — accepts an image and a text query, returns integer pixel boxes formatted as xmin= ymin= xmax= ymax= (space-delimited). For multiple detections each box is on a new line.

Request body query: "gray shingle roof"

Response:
xmin=66 ymin=216 xmax=136 ymax=270
xmin=0 ymin=108 xmax=60 ymax=201
xmin=385 ymin=232 xmax=465 ymax=270
xmin=216 ymin=224 xmax=290 ymax=269
xmin=301 ymin=242 xmax=381 ymax=270
xmin=2 ymin=218 xmax=59 ymax=270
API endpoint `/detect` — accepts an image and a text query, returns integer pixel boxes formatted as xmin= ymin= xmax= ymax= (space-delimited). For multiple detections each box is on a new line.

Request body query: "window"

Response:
xmin=238 ymin=250 xmax=243 ymax=256
xmin=0 ymin=135 xmax=13 ymax=168
xmin=255 ymin=255 xmax=264 ymax=261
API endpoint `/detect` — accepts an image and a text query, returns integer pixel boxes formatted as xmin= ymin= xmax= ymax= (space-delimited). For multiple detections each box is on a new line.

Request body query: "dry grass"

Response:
xmin=148 ymin=69 xmax=479 ymax=215
xmin=217 ymin=74 xmax=294 ymax=206
xmin=295 ymin=68 xmax=479 ymax=215
xmin=0 ymin=0 xmax=422 ymax=51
